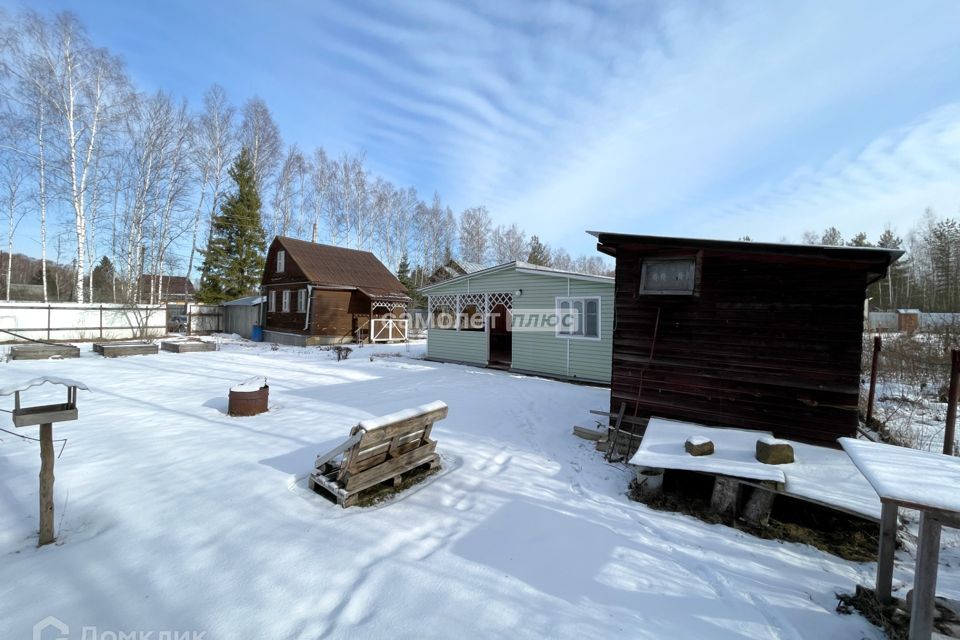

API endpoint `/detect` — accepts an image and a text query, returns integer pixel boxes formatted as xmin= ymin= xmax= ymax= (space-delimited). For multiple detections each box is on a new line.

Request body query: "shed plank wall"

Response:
xmin=611 ymin=251 xmax=867 ymax=445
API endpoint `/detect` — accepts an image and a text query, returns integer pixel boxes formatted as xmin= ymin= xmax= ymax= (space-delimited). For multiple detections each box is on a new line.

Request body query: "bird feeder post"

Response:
xmin=38 ymin=421 xmax=55 ymax=545
xmin=2 ymin=377 xmax=88 ymax=547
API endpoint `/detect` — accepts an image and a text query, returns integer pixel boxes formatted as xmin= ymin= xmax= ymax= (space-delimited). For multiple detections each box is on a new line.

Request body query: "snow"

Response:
xmin=357 ymin=400 xmax=447 ymax=431
xmin=630 ymin=418 xmax=882 ymax=521
xmin=757 ymin=436 xmax=790 ymax=446
xmin=840 ymin=437 xmax=960 ymax=513
xmin=0 ymin=375 xmax=90 ymax=396
xmin=0 ymin=338 xmax=911 ymax=638
xmin=229 ymin=375 xmax=267 ymax=393
xmin=685 ymin=435 xmax=712 ymax=447
xmin=630 ymin=418 xmax=786 ymax=482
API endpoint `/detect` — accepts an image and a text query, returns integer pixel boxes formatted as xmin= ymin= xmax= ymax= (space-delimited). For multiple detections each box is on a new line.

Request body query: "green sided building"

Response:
xmin=420 ymin=261 xmax=614 ymax=384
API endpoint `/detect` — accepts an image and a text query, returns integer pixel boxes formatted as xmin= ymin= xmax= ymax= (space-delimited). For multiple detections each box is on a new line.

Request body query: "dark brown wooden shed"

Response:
xmin=591 ymin=232 xmax=903 ymax=446
xmin=260 ymin=237 xmax=411 ymax=346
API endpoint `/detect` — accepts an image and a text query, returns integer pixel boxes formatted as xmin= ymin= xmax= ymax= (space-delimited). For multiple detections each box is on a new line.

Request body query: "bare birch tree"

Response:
xmin=458 ymin=205 xmax=491 ymax=265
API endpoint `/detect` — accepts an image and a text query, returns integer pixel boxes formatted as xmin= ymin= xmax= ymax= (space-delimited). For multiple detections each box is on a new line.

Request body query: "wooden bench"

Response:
xmin=160 ymin=340 xmax=216 ymax=353
xmin=9 ymin=344 xmax=81 ymax=360
xmin=309 ymin=401 xmax=446 ymax=507
xmin=92 ymin=341 xmax=159 ymax=358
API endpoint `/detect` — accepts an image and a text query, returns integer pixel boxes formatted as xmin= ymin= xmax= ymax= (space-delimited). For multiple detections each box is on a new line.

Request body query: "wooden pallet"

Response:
xmin=161 ymin=340 xmax=216 ymax=353
xmin=309 ymin=402 xmax=447 ymax=507
xmin=93 ymin=342 xmax=159 ymax=358
xmin=9 ymin=344 xmax=80 ymax=360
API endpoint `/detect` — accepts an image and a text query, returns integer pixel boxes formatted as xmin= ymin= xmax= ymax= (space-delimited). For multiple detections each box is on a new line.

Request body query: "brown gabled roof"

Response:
xmin=270 ymin=236 xmax=410 ymax=301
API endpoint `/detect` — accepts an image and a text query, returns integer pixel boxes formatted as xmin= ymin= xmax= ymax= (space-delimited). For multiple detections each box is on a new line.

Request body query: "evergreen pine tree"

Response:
xmin=527 ymin=235 xmax=550 ymax=266
xmin=197 ymin=148 xmax=267 ymax=303
xmin=91 ymin=256 xmax=115 ymax=303
xmin=396 ymin=253 xmax=412 ymax=289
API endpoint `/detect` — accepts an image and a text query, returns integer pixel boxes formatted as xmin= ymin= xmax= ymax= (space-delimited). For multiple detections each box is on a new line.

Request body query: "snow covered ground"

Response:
xmin=0 ymin=337 xmax=953 ymax=639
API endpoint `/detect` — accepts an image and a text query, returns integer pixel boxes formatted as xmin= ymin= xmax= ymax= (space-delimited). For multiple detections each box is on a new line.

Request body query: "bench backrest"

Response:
xmin=338 ymin=401 xmax=447 ymax=480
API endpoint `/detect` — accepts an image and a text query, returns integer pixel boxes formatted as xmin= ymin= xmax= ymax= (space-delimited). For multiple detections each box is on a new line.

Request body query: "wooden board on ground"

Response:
xmin=161 ymin=340 xmax=216 ymax=353
xmin=309 ymin=401 xmax=447 ymax=507
xmin=9 ymin=344 xmax=80 ymax=360
xmin=93 ymin=342 xmax=159 ymax=358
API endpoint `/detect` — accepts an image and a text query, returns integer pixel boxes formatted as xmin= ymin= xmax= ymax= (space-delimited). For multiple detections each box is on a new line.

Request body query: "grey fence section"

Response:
xmin=0 ymin=302 xmax=167 ymax=343
xmin=921 ymin=313 xmax=960 ymax=328
xmin=867 ymin=312 xmax=898 ymax=331
xmin=867 ymin=311 xmax=960 ymax=331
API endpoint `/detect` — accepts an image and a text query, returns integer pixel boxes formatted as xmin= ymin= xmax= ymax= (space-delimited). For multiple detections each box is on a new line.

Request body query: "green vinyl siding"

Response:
xmin=423 ymin=265 xmax=613 ymax=384
xmin=426 ymin=326 xmax=487 ymax=365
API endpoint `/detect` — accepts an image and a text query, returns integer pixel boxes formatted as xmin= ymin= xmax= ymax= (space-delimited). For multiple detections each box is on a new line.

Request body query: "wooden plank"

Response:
xmin=876 ymin=502 xmax=898 ymax=604
xmin=314 ymin=433 xmax=363 ymax=469
xmin=354 ymin=407 xmax=447 ymax=447
xmin=343 ymin=441 xmax=437 ymax=491
xmin=908 ymin=512 xmax=942 ymax=640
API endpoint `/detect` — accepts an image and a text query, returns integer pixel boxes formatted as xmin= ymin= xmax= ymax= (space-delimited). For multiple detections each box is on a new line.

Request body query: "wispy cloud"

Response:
xmin=13 ymin=0 xmax=960 ymax=255
xmin=289 ymin=0 xmax=960 ymax=251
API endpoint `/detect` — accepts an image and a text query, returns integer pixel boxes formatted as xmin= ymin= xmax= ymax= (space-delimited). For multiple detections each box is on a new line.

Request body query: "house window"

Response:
xmin=277 ymin=250 xmax=285 ymax=273
xmin=282 ymin=290 xmax=291 ymax=313
xmin=268 ymin=290 xmax=276 ymax=312
xmin=640 ymin=258 xmax=696 ymax=295
xmin=557 ymin=297 xmax=600 ymax=339
xmin=297 ymin=289 xmax=307 ymax=313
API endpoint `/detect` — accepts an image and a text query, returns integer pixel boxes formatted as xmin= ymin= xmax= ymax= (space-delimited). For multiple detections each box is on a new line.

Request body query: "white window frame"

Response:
xmin=297 ymin=288 xmax=307 ymax=313
xmin=277 ymin=250 xmax=285 ymax=273
xmin=282 ymin=290 xmax=291 ymax=313
xmin=639 ymin=258 xmax=697 ymax=295
xmin=555 ymin=296 xmax=601 ymax=340
xmin=268 ymin=290 xmax=276 ymax=312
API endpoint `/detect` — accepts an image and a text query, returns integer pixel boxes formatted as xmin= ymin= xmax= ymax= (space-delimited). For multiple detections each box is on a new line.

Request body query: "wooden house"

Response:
xmin=138 ymin=275 xmax=196 ymax=303
xmin=260 ymin=237 xmax=411 ymax=346
xmin=591 ymin=232 xmax=903 ymax=446
xmin=426 ymin=258 xmax=487 ymax=285
xmin=420 ymin=261 xmax=614 ymax=384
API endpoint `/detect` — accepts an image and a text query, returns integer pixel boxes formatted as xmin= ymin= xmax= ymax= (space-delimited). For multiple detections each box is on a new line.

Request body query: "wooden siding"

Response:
xmin=610 ymin=250 xmax=869 ymax=446
xmin=424 ymin=266 xmax=612 ymax=383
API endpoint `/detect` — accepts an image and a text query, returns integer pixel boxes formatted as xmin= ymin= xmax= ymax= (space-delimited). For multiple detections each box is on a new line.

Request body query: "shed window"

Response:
xmin=297 ymin=289 xmax=307 ymax=313
xmin=276 ymin=250 xmax=285 ymax=273
xmin=640 ymin=258 xmax=696 ymax=295
xmin=282 ymin=290 xmax=291 ymax=313
xmin=557 ymin=296 xmax=600 ymax=339
xmin=268 ymin=290 xmax=276 ymax=312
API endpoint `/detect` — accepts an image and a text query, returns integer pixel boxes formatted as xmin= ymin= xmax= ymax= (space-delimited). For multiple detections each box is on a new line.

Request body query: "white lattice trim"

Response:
xmin=488 ymin=292 xmax=513 ymax=310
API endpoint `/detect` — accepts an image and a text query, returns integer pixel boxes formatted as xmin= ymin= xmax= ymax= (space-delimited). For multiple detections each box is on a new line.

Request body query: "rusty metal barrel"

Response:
xmin=228 ymin=376 xmax=269 ymax=416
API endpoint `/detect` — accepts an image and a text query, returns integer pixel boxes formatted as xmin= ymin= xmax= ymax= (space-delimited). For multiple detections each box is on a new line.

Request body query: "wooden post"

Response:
xmin=876 ymin=502 xmax=897 ymax=604
xmin=38 ymin=423 xmax=55 ymax=546
xmin=866 ymin=335 xmax=882 ymax=425
xmin=944 ymin=349 xmax=959 ymax=456
xmin=908 ymin=512 xmax=942 ymax=640
xmin=710 ymin=477 xmax=739 ymax=518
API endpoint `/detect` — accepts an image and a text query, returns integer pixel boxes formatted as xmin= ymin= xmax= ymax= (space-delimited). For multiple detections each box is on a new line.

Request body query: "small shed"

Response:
xmin=420 ymin=261 xmax=614 ymax=384
xmin=222 ymin=295 xmax=265 ymax=339
xmin=591 ymin=232 xmax=903 ymax=446
xmin=261 ymin=236 xmax=411 ymax=346
xmin=896 ymin=308 xmax=921 ymax=333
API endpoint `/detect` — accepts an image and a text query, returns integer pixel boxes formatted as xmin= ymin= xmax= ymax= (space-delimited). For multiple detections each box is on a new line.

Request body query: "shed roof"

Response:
xmin=590 ymin=231 xmax=904 ymax=284
xmin=420 ymin=260 xmax=613 ymax=292
xmin=223 ymin=295 xmax=266 ymax=307
xmin=269 ymin=236 xmax=410 ymax=301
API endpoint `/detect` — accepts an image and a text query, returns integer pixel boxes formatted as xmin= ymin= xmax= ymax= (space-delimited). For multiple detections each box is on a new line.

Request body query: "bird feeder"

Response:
xmin=1 ymin=376 xmax=88 ymax=546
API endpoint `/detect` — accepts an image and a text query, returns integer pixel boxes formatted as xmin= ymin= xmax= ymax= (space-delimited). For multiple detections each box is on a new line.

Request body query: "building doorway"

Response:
xmin=488 ymin=302 xmax=511 ymax=367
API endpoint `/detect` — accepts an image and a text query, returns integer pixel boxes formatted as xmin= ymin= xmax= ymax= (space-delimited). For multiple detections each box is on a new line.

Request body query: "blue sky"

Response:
xmin=7 ymin=0 xmax=960 ymax=258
